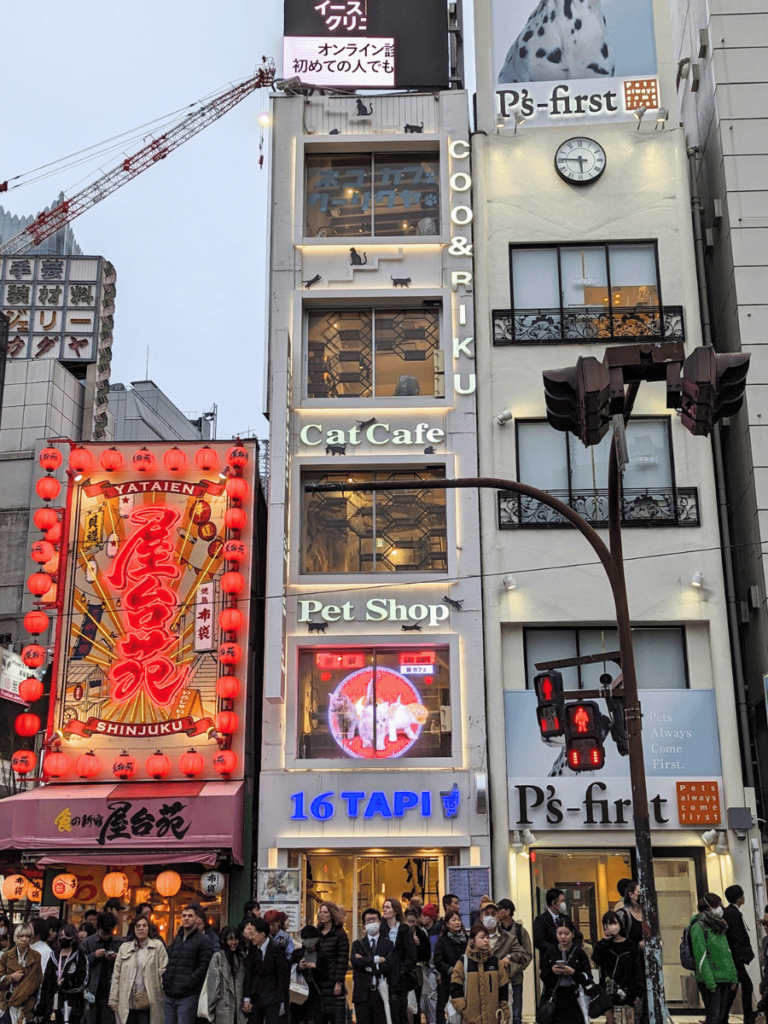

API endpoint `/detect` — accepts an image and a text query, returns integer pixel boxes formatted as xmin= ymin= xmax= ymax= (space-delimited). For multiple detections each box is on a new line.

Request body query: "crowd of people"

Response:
xmin=0 ymin=883 xmax=766 ymax=1024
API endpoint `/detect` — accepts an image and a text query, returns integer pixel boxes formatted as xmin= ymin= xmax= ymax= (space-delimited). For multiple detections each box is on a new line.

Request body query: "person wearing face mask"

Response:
xmin=477 ymin=901 xmax=529 ymax=1024
xmin=690 ymin=894 xmax=738 ymax=1024
xmin=36 ymin=925 xmax=88 ymax=1024
xmin=0 ymin=923 xmax=43 ymax=1024
xmin=533 ymin=891 xmax=582 ymax=962
xmin=350 ymin=909 xmax=396 ymax=1024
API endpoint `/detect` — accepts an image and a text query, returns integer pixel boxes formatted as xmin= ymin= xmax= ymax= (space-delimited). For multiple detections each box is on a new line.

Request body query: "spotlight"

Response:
xmin=691 ymin=571 xmax=704 ymax=588
xmin=701 ymin=828 xmax=718 ymax=846
xmin=714 ymin=832 xmax=729 ymax=856
xmin=496 ymin=410 xmax=513 ymax=426
xmin=258 ymin=112 xmax=271 ymax=127
xmin=511 ymin=830 xmax=525 ymax=853
xmin=634 ymin=106 xmax=648 ymax=129
xmin=502 ymin=574 xmax=517 ymax=591
xmin=655 ymin=108 xmax=669 ymax=129
xmin=495 ymin=113 xmax=507 ymax=132
xmin=521 ymin=829 xmax=537 ymax=846
xmin=514 ymin=112 xmax=526 ymax=134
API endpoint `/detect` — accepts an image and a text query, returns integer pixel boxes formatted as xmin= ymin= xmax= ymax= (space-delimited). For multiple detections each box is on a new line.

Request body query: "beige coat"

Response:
xmin=203 ymin=950 xmax=247 ymax=1024
xmin=109 ymin=939 xmax=168 ymax=1024
xmin=0 ymin=946 xmax=43 ymax=1023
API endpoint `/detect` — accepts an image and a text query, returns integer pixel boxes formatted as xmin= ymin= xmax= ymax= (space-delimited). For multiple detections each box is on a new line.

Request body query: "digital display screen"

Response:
xmin=316 ymin=652 xmax=366 ymax=670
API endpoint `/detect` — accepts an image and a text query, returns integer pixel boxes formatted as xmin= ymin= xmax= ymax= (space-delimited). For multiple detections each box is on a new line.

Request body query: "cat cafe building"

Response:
xmin=257 ymin=19 xmax=491 ymax=934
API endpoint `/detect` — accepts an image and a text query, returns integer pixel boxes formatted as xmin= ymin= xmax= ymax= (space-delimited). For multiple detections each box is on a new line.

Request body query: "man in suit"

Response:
xmin=723 ymin=884 xmax=756 ymax=1024
xmin=351 ymin=908 xmax=396 ymax=1024
xmin=532 ymin=889 xmax=583 ymax=962
xmin=243 ymin=917 xmax=289 ymax=1024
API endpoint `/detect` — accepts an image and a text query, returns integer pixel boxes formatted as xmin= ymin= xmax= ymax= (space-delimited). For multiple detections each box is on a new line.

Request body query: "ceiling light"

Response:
xmin=634 ymin=106 xmax=648 ymax=129
xmin=511 ymin=830 xmax=525 ymax=853
xmin=691 ymin=570 xmax=704 ymax=588
xmin=701 ymin=828 xmax=718 ymax=846
xmin=655 ymin=108 xmax=669 ymax=129
xmin=495 ymin=113 xmax=506 ymax=132
xmin=502 ymin=574 xmax=517 ymax=591
xmin=521 ymin=829 xmax=536 ymax=845
xmin=514 ymin=112 xmax=526 ymax=134
xmin=714 ymin=832 xmax=729 ymax=856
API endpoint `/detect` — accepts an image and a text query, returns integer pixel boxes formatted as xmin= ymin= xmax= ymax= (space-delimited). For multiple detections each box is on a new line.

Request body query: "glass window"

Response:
xmin=306 ymin=308 xmax=440 ymax=399
xmin=512 ymin=249 xmax=559 ymax=309
xmin=560 ymin=247 xmax=609 ymax=308
xmin=517 ymin=421 xmax=570 ymax=493
xmin=608 ymin=244 xmax=659 ymax=307
xmin=305 ymin=153 xmax=439 ymax=237
xmin=302 ymin=468 xmax=447 ymax=574
xmin=297 ymin=646 xmax=451 ymax=759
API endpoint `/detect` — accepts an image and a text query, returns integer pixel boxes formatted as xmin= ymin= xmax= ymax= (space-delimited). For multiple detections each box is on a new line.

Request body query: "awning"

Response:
xmin=0 ymin=781 xmax=244 ymax=865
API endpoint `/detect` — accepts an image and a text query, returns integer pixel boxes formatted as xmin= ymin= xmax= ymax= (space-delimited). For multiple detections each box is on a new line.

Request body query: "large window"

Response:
xmin=305 ymin=153 xmax=440 ymax=238
xmin=307 ymin=308 xmax=441 ymax=399
xmin=302 ymin=469 xmax=447 ymax=574
xmin=524 ymin=627 xmax=688 ymax=690
xmin=297 ymin=645 xmax=451 ymax=759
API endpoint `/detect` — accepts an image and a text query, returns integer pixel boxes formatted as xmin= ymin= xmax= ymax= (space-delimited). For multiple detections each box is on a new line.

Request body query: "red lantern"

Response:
xmin=198 ymin=522 xmax=216 ymax=542
xmin=44 ymin=751 xmax=71 ymax=779
xmin=75 ymin=751 xmax=100 ymax=779
xmin=179 ymin=748 xmax=205 ymax=778
xmin=195 ymin=446 xmax=219 ymax=472
xmin=45 ymin=551 xmax=60 ymax=574
xmin=207 ymin=538 xmax=224 ymax=559
xmin=31 ymin=540 xmax=55 ymax=564
xmin=132 ymin=448 xmax=156 ymax=473
xmin=112 ymin=751 xmax=137 ymax=780
xmin=223 ymin=540 xmax=246 ymax=563
xmin=216 ymin=676 xmax=241 ymax=700
xmin=191 ymin=500 xmax=211 ymax=525
xmin=100 ymin=447 xmax=125 ymax=472
xmin=28 ymin=572 xmax=52 ymax=598
xmin=225 ymin=477 xmax=248 ymax=501
xmin=146 ymin=750 xmax=171 ymax=779
xmin=33 ymin=507 xmax=59 ymax=531
xmin=215 ymin=710 xmax=239 ymax=735
xmin=73 ymin=684 xmax=84 ymax=701
xmin=45 ymin=522 xmax=62 ymax=544
xmin=39 ymin=447 xmax=63 ymax=472
xmin=15 ymin=713 xmax=40 ymax=737
xmin=36 ymin=476 xmax=61 ymax=502
xmin=21 ymin=644 xmax=46 ymax=669
xmin=24 ymin=610 xmax=49 ymax=635
xmin=224 ymin=507 xmax=247 ymax=531
xmin=219 ymin=642 xmax=242 ymax=666
xmin=11 ymin=750 xmax=36 ymax=775
xmin=220 ymin=571 xmax=245 ymax=595
xmin=227 ymin=445 xmax=249 ymax=469
xmin=69 ymin=447 xmax=94 ymax=474
xmin=219 ymin=607 xmax=244 ymax=632
xmin=163 ymin=447 xmax=187 ymax=473
xmin=19 ymin=678 xmax=44 ymax=704
xmin=213 ymin=749 xmax=237 ymax=775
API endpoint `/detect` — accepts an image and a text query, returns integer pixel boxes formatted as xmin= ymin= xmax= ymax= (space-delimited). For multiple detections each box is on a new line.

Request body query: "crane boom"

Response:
xmin=0 ymin=59 xmax=275 ymax=257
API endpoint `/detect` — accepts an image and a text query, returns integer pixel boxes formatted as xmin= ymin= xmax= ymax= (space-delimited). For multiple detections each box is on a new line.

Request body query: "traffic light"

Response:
xmin=564 ymin=701 xmax=605 ymax=771
xmin=600 ymin=673 xmax=628 ymax=757
xmin=533 ymin=671 xmax=565 ymax=738
xmin=542 ymin=357 xmax=612 ymax=446
xmin=680 ymin=348 xmax=750 ymax=437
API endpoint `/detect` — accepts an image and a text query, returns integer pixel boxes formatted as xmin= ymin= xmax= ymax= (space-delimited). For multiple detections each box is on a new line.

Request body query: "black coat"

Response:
xmin=351 ymin=934 xmax=396 ymax=1003
xmin=539 ymin=944 xmax=592 ymax=1024
xmin=162 ymin=928 xmax=213 ymax=999
xmin=244 ymin=938 xmax=289 ymax=1009
xmin=37 ymin=949 xmax=89 ymax=1024
xmin=387 ymin=923 xmax=417 ymax=994
xmin=317 ymin=924 xmax=350 ymax=1000
xmin=434 ymin=932 xmax=467 ymax=983
xmin=412 ymin=927 xmax=431 ymax=967
xmin=289 ymin=945 xmax=323 ymax=1020
xmin=83 ymin=933 xmax=125 ymax=1024
xmin=723 ymin=904 xmax=755 ymax=965
xmin=533 ymin=913 xmax=583 ymax=957
xmin=591 ymin=939 xmax=644 ymax=1004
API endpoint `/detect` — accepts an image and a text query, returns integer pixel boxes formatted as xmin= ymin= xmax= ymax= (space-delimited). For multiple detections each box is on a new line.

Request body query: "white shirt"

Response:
xmin=32 ymin=940 xmax=52 ymax=975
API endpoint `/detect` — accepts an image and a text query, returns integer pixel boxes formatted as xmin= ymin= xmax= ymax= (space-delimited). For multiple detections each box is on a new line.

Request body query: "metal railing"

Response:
xmin=492 ymin=305 xmax=685 ymax=345
xmin=498 ymin=486 xmax=700 ymax=528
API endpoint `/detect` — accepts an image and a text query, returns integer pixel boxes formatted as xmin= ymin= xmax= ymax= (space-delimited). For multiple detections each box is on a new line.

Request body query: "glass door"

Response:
xmin=654 ymin=857 xmax=699 ymax=1007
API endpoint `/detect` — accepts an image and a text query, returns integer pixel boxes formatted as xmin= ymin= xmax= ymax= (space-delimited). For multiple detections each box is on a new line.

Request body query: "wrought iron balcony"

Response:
xmin=498 ymin=487 xmax=700 ymax=528
xmin=492 ymin=305 xmax=685 ymax=345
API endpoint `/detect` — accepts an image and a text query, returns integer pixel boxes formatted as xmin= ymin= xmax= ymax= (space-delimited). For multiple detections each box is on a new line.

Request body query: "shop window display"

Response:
xmin=297 ymin=646 xmax=451 ymax=759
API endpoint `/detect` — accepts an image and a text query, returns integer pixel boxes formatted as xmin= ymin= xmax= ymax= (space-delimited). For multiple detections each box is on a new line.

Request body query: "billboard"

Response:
xmin=283 ymin=0 xmax=449 ymax=89
xmin=490 ymin=0 xmax=659 ymax=126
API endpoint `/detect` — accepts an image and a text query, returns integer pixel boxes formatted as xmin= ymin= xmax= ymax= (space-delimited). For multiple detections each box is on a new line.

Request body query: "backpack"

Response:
xmin=680 ymin=924 xmax=708 ymax=972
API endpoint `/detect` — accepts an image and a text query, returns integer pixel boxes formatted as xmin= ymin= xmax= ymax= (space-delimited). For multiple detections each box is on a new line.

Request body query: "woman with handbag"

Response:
xmin=538 ymin=919 xmax=592 ymax=1024
xmin=36 ymin=925 xmax=88 ymax=1024
xmin=689 ymin=894 xmax=738 ymax=1024
xmin=0 ymin=923 xmax=43 ymax=1024
xmin=203 ymin=927 xmax=247 ymax=1024
xmin=108 ymin=916 xmax=168 ymax=1024
xmin=381 ymin=900 xmax=417 ymax=1024
xmin=592 ymin=913 xmax=644 ymax=1024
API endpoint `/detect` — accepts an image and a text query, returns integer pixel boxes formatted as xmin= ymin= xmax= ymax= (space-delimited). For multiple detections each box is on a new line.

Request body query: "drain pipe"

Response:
xmin=687 ymin=144 xmax=755 ymax=789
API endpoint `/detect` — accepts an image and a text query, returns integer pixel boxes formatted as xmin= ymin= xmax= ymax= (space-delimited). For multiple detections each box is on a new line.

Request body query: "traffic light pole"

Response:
xmin=307 ymin=470 xmax=669 ymax=1024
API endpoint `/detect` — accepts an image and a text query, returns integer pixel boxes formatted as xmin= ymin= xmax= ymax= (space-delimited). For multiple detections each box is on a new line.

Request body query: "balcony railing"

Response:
xmin=492 ymin=305 xmax=685 ymax=345
xmin=498 ymin=487 xmax=700 ymax=528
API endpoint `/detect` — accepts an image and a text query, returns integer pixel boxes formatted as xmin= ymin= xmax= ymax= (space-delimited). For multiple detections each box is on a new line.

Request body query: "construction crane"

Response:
xmin=0 ymin=57 xmax=275 ymax=257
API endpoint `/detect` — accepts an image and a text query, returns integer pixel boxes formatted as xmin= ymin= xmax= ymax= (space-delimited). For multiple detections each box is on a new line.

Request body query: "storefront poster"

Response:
xmin=0 ymin=647 xmax=39 ymax=705
xmin=257 ymin=869 xmax=301 ymax=904
xmin=447 ymin=866 xmax=491 ymax=926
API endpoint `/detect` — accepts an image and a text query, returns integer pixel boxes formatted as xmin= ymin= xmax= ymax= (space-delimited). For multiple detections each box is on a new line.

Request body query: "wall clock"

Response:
xmin=555 ymin=138 xmax=607 ymax=185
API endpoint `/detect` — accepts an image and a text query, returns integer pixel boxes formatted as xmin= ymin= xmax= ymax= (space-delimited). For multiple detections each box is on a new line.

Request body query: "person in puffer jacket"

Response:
xmin=690 ymin=894 xmax=738 ymax=1024
xmin=162 ymin=905 xmax=213 ymax=1024
xmin=449 ymin=922 xmax=510 ymax=1024
xmin=591 ymin=912 xmax=644 ymax=1024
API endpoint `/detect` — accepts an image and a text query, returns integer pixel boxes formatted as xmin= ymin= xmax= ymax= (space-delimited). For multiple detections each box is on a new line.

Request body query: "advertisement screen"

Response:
xmin=490 ymin=0 xmax=659 ymax=125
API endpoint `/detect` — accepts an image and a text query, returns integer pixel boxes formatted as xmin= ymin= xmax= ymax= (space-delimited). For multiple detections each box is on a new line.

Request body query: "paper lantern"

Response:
xmin=103 ymin=872 xmax=129 ymax=899
xmin=33 ymin=507 xmax=58 ymax=531
xmin=19 ymin=677 xmax=44 ymax=704
xmin=27 ymin=879 xmax=43 ymax=903
xmin=24 ymin=610 xmax=49 ymax=636
xmin=220 ymin=571 xmax=244 ymax=595
xmin=223 ymin=540 xmax=246 ymax=564
xmin=198 ymin=522 xmax=216 ymax=542
xmin=227 ymin=445 xmax=249 ymax=469
xmin=39 ymin=447 xmax=63 ymax=472
xmin=44 ymin=551 xmax=60 ymax=575
xmin=179 ymin=748 xmax=205 ymax=778
xmin=191 ymin=500 xmax=211 ymax=525
xmin=11 ymin=750 xmax=36 ymax=775
xmin=219 ymin=607 xmax=244 ymax=632
xmin=155 ymin=870 xmax=182 ymax=898
xmin=132 ymin=448 xmax=156 ymax=473
xmin=69 ymin=447 xmax=94 ymax=474
xmin=225 ymin=477 xmax=248 ymax=501
xmin=36 ymin=476 xmax=61 ymax=502
xmin=31 ymin=540 xmax=56 ymax=565
xmin=2 ymin=875 xmax=29 ymax=901
xmin=28 ymin=572 xmax=52 ymax=598
xmin=224 ymin=507 xmax=247 ymax=531
xmin=212 ymin=749 xmax=237 ymax=775
xmin=219 ymin=642 xmax=242 ymax=666
xmin=200 ymin=870 xmax=225 ymax=896
xmin=215 ymin=710 xmax=238 ymax=735
xmin=207 ymin=538 xmax=223 ymax=559
xmin=75 ymin=751 xmax=100 ymax=779
xmin=21 ymin=644 xmax=46 ymax=668
xmin=100 ymin=447 xmax=125 ymax=472
xmin=216 ymin=676 xmax=241 ymax=700
xmin=45 ymin=522 xmax=62 ymax=544
xmin=15 ymin=713 xmax=40 ymax=737
xmin=44 ymin=751 xmax=70 ymax=779
xmin=163 ymin=447 xmax=187 ymax=473
xmin=112 ymin=751 xmax=137 ymax=780
xmin=195 ymin=446 xmax=218 ymax=472
xmin=51 ymin=873 xmax=78 ymax=900
xmin=146 ymin=750 xmax=171 ymax=780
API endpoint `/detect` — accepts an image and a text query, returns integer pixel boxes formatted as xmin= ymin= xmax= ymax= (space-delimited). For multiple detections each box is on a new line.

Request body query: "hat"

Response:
xmin=422 ymin=903 xmax=439 ymax=919
xmin=480 ymin=898 xmax=499 ymax=912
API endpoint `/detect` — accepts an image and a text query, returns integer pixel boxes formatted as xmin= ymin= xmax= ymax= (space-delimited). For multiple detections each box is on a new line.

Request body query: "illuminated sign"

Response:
xmin=290 ymin=785 xmax=461 ymax=820
xmin=316 ymin=652 xmax=366 ymax=670
xmin=299 ymin=422 xmax=445 ymax=450
xmin=328 ymin=666 xmax=428 ymax=758
xmin=298 ymin=597 xmax=449 ymax=627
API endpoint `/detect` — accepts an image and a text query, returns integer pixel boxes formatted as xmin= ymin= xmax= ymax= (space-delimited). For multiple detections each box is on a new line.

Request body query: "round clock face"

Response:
xmin=555 ymin=137 xmax=607 ymax=185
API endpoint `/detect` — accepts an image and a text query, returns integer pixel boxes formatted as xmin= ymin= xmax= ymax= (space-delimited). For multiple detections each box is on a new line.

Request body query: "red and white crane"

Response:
xmin=0 ymin=58 xmax=275 ymax=257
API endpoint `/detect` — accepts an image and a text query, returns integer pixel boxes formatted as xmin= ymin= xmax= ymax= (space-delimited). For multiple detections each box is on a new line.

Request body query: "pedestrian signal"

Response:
xmin=533 ymin=671 xmax=565 ymax=738
xmin=564 ymin=701 xmax=605 ymax=771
